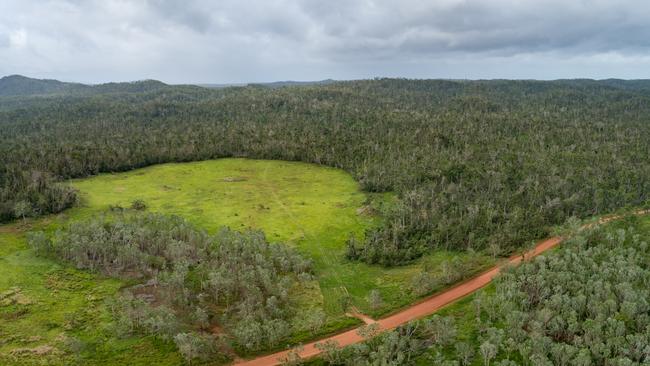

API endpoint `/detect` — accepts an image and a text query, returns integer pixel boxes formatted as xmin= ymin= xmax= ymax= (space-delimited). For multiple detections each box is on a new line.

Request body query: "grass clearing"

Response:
xmin=0 ymin=158 xmax=494 ymax=363
xmin=68 ymin=159 xmax=492 ymax=317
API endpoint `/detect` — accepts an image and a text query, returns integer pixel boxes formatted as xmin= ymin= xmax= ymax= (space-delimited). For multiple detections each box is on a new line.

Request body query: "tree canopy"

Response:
xmin=3 ymin=78 xmax=650 ymax=264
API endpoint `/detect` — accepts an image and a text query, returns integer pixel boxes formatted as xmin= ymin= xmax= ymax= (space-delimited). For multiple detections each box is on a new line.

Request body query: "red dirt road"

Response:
xmin=235 ymin=237 xmax=561 ymax=366
xmin=234 ymin=212 xmax=647 ymax=366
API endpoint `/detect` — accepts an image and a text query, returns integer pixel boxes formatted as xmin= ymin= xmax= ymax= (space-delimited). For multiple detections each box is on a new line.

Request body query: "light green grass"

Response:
xmin=67 ymin=159 xmax=491 ymax=317
xmin=0 ymin=158 xmax=494 ymax=363
xmin=68 ymin=159 xmax=395 ymax=316
xmin=0 ymin=224 xmax=183 ymax=365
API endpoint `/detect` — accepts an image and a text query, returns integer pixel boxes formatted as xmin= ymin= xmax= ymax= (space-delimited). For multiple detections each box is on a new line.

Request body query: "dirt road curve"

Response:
xmin=234 ymin=211 xmax=647 ymax=366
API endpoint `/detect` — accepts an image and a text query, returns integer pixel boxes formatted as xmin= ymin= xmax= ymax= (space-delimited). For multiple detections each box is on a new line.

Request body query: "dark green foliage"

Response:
xmin=0 ymin=170 xmax=77 ymax=222
xmin=4 ymin=78 xmax=650 ymax=264
xmin=339 ymin=324 xmax=424 ymax=366
xmin=410 ymin=254 xmax=487 ymax=297
xmin=28 ymin=211 xmax=312 ymax=357
xmin=413 ymin=221 xmax=650 ymax=365
xmin=173 ymin=332 xmax=218 ymax=364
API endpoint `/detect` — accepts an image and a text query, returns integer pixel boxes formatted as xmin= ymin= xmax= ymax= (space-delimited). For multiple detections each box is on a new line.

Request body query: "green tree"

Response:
xmin=367 ymin=289 xmax=384 ymax=311
xmin=13 ymin=200 xmax=31 ymax=221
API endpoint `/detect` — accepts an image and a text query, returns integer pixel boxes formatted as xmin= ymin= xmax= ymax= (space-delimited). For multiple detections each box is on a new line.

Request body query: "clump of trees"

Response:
xmin=5 ymin=79 xmax=650 ymax=264
xmin=472 ymin=224 xmax=650 ymax=365
xmin=0 ymin=170 xmax=77 ymax=222
xmin=312 ymin=315 xmax=458 ymax=366
xmin=409 ymin=254 xmax=488 ymax=297
xmin=28 ymin=211 xmax=313 ymax=361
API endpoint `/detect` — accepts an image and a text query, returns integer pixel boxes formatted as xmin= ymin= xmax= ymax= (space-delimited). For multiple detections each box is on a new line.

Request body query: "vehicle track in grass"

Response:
xmin=234 ymin=210 xmax=649 ymax=366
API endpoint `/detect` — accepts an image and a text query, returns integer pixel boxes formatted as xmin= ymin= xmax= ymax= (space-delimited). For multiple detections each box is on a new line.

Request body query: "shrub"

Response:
xmin=130 ymin=199 xmax=147 ymax=210
xmin=174 ymin=332 xmax=216 ymax=363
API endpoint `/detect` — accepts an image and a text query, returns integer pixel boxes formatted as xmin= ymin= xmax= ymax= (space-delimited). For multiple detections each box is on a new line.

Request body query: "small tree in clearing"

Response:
xmin=455 ymin=342 xmax=475 ymax=366
xmin=357 ymin=323 xmax=381 ymax=339
xmin=130 ymin=199 xmax=147 ymax=211
xmin=13 ymin=200 xmax=32 ymax=222
xmin=173 ymin=332 xmax=214 ymax=364
xmin=368 ymin=289 xmax=384 ymax=310
xmin=281 ymin=345 xmax=304 ymax=365
xmin=315 ymin=340 xmax=343 ymax=364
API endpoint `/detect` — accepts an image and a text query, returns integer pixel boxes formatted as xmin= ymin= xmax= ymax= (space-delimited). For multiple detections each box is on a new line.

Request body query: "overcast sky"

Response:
xmin=1 ymin=0 xmax=650 ymax=84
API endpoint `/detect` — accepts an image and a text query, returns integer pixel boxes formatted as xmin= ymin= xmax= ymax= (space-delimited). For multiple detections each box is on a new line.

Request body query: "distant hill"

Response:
xmin=0 ymin=75 xmax=171 ymax=97
xmin=249 ymin=79 xmax=338 ymax=88
xmin=5 ymin=75 xmax=650 ymax=98
xmin=0 ymin=75 xmax=89 ymax=96
xmin=197 ymin=82 xmax=248 ymax=88
xmin=598 ymin=78 xmax=650 ymax=91
xmin=91 ymin=79 xmax=168 ymax=94
xmin=199 ymin=79 xmax=337 ymax=89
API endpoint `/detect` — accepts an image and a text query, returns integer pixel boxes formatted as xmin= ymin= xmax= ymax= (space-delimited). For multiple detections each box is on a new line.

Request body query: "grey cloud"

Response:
xmin=1 ymin=0 xmax=650 ymax=83
xmin=0 ymin=33 xmax=9 ymax=48
xmin=299 ymin=0 xmax=650 ymax=59
xmin=145 ymin=0 xmax=213 ymax=33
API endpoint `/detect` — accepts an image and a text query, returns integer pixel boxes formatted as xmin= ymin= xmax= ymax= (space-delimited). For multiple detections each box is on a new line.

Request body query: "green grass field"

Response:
xmin=0 ymin=159 xmax=494 ymax=364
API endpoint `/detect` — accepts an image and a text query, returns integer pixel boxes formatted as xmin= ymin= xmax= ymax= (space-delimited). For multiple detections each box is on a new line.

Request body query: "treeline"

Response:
xmin=0 ymin=170 xmax=77 ymax=221
xmin=4 ymin=78 xmax=650 ymax=264
xmin=28 ymin=210 xmax=312 ymax=362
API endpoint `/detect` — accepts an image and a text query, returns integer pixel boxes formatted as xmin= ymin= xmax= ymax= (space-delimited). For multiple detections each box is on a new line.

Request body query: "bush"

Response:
xmin=130 ymin=199 xmax=147 ymax=210
xmin=174 ymin=332 xmax=217 ymax=363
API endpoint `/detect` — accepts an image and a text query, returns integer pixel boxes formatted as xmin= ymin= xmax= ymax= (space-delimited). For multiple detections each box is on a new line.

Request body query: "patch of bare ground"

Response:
xmin=9 ymin=344 xmax=60 ymax=357
xmin=356 ymin=205 xmax=377 ymax=216
xmin=0 ymin=288 xmax=33 ymax=306
xmin=222 ymin=177 xmax=248 ymax=182
xmin=128 ymin=279 xmax=163 ymax=307
xmin=0 ymin=225 xmax=20 ymax=234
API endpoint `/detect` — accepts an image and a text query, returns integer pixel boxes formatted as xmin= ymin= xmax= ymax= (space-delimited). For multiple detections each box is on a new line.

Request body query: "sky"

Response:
xmin=1 ymin=0 xmax=650 ymax=84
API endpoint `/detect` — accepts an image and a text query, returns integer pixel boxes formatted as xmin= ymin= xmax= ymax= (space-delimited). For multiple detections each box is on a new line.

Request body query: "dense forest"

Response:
xmin=2 ymin=77 xmax=650 ymax=265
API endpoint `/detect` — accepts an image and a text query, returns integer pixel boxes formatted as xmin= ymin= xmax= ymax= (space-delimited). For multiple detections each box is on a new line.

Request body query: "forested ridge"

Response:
xmin=2 ymin=77 xmax=650 ymax=264
xmin=0 ymin=74 xmax=202 ymax=97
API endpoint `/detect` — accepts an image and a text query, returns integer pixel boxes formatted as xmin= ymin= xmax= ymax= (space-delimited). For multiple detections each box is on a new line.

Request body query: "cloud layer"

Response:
xmin=1 ymin=0 xmax=650 ymax=83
